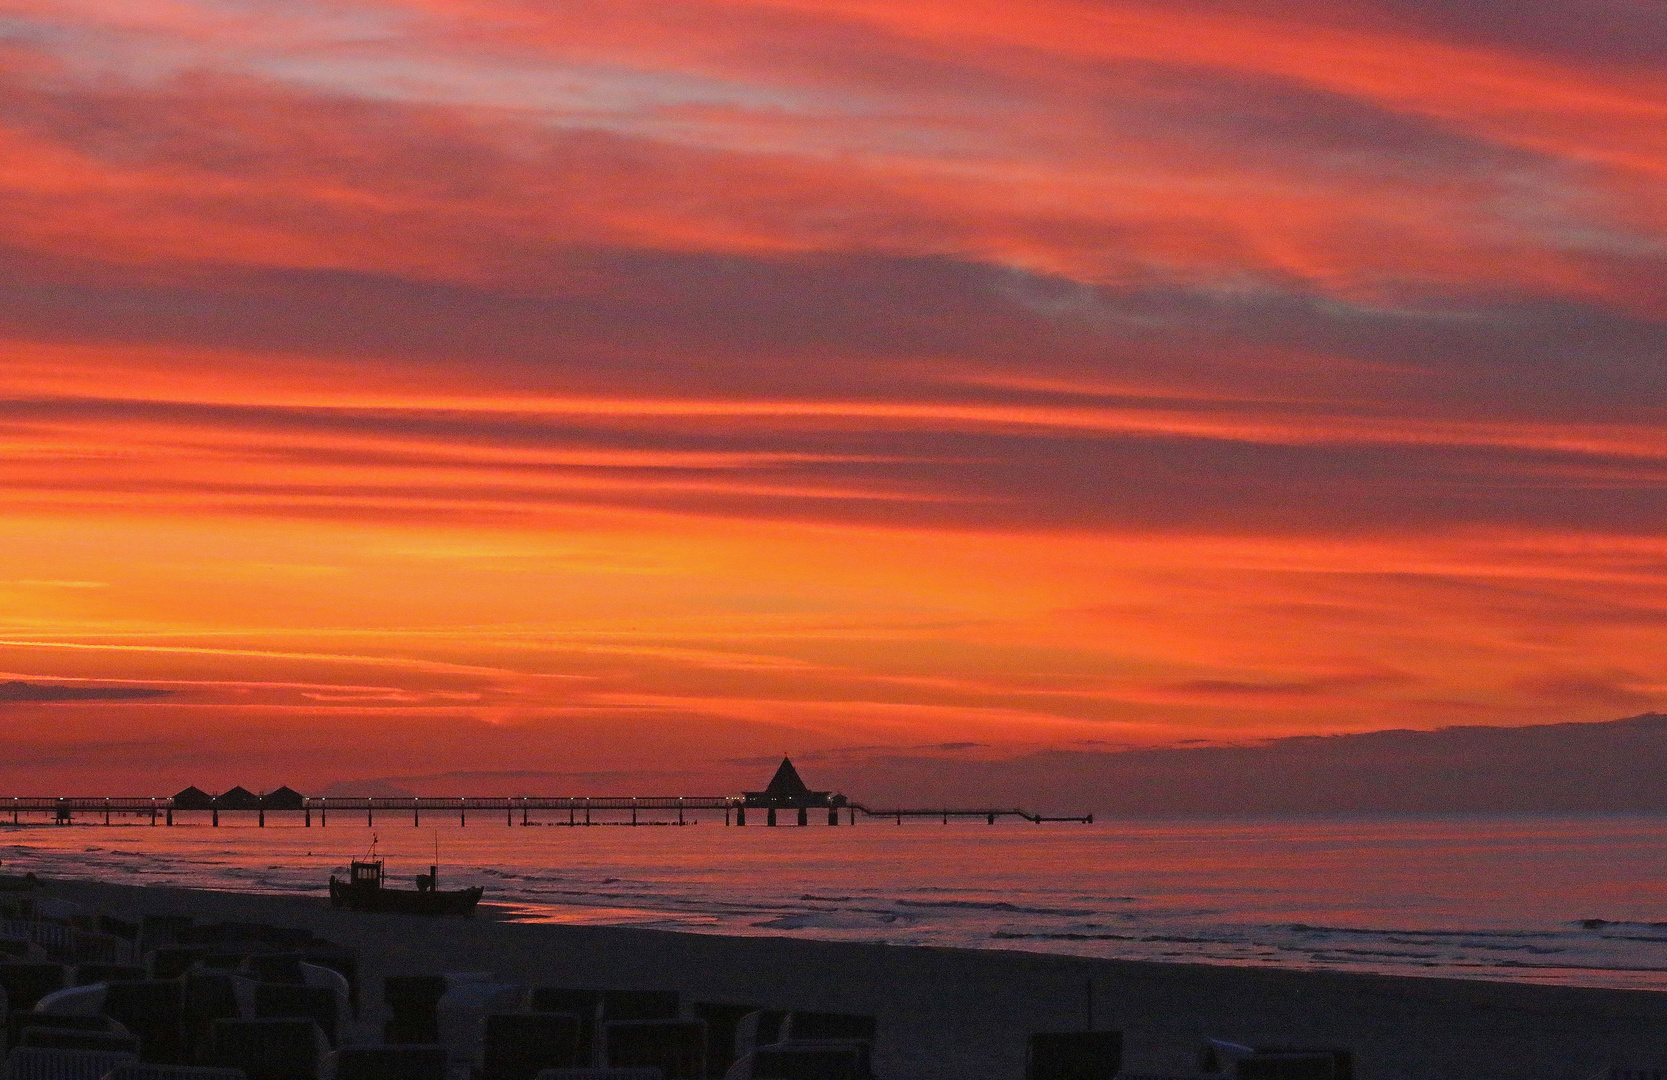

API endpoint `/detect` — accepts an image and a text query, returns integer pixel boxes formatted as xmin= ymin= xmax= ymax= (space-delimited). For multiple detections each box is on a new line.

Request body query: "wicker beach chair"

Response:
xmin=0 ymin=1047 xmax=137 ymax=1080
xmin=99 ymin=1067 xmax=248 ymax=1080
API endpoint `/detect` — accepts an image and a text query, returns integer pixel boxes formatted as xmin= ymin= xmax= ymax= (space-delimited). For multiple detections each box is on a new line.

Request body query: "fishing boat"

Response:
xmin=328 ymin=857 xmax=482 ymax=916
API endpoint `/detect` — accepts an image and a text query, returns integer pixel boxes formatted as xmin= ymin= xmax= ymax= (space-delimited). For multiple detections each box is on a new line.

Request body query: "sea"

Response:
xmin=4 ymin=812 xmax=1666 ymax=991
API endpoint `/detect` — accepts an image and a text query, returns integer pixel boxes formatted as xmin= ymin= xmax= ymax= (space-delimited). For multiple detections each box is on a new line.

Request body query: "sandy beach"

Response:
xmin=22 ymin=876 xmax=1666 ymax=1080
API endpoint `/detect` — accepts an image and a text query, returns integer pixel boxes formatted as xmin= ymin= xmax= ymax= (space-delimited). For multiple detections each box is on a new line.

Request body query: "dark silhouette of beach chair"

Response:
xmin=689 ymin=1003 xmax=759 ymax=1077
xmin=148 ymin=948 xmax=214 ymax=982
xmin=138 ymin=917 xmax=194 ymax=955
xmin=484 ymin=1012 xmax=586 ymax=1080
xmin=334 ymin=1044 xmax=448 ymax=1080
xmin=8 ymin=1012 xmax=128 ymax=1049
xmin=604 ymin=991 xmax=680 ymax=1023
xmin=208 ymin=1017 xmax=328 ymax=1080
xmin=17 ymin=1026 xmax=140 ymax=1055
xmin=0 ymin=961 xmax=67 ymax=1009
xmin=732 ymin=1011 xmax=788 ymax=1058
xmin=100 ymin=1060 xmax=248 ymax=1080
xmin=178 ymin=926 xmax=311 ymax=950
xmin=731 ymin=1039 xmax=873 ymax=1080
xmin=252 ymin=984 xmax=337 ymax=1048
xmin=382 ymin=975 xmax=446 ymax=1044
xmin=0 ymin=1046 xmax=138 ymax=1080
xmin=781 ymin=1014 xmax=873 ymax=1043
xmin=101 ymin=1065 xmax=249 ymax=1080
xmin=1233 ymin=1057 xmax=1337 ymax=1080
xmin=98 ymin=916 xmax=139 ymax=942
xmin=180 ymin=974 xmax=246 ymax=1061
xmin=67 ymin=931 xmax=128 ymax=966
xmin=1200 ymin=1040 xmax=1349 ymax=1080
xmin=1026 ymin=1031 xmax=1121 ymax=1080
xmin=293 ymin=947 xmax=358 ymax=1014
xmin=530 ymin=988 xmax=605 ymax=1062
xmin=72 ymin=964 xmax=144 ymax=987
xmin=102 ymin=980 xmax=188 ymax=1065
xmin=605 ymin=1019 xmax=706 ymax=1079
xmin=241 ymin=955 xmax=304 ymax=985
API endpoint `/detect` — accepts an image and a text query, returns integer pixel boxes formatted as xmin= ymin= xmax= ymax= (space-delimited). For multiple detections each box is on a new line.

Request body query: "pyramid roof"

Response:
xmin=263 ymin=785 xmax=305 ymax=809
xmin=172 ymin=785 xmax=213 ymax=809
xmin=764 ymin=757 xmax=809 ymax=796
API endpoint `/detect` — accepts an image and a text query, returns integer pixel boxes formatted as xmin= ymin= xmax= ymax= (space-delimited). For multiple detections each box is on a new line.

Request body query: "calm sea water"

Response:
xmin=4 ymin=812 xmax=1666 ymax=990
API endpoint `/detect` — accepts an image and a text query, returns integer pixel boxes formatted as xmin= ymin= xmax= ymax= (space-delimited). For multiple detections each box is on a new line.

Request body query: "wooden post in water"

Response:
xmin=304 ymin=804 xmax=311 ymax=827
xmin=413 ymin=799 xmax=420 ymax=827
xmin=166 ymin=806 xmax=173 ymax=825
xmin=105 ymin=799 xmax=111 ymax=826
xmin=459 ymin=798 xmax=466 ymax=827
xmin=151 ymin=801 xmax=158 ymax=826
xmin=212 ymin=800 xmax=219 ymax=827
xmin=797 ymin=807 xmax=808 ymax=826
xmin=366 ymin=798 xmax=373 ymax=827
xmin=258 ymin=799 xmax=265 ymax=827
xmin=678 ymin=798 xmax=684 ymax=826
xmin=507 ymin=801 xmax=512 ymax=826
xmin=631 ymin=799 xmax=638 ymax=826
xmin=320 ymin=801 xmax=327 ymax=826
xmin=524 ymin=799 xmax=530 ymax=826
xmin=828 ymin=807 xmax=838 ymax=825
xmin=736 ymin=806 xmax=745 ymax=826
xmin=767 ymin=808 xmax=777 ymax=826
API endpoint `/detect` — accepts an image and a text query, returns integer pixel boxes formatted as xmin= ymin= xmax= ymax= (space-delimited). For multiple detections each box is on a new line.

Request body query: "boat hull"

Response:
xmin=329 ymin=877 xmax=482 ymax=916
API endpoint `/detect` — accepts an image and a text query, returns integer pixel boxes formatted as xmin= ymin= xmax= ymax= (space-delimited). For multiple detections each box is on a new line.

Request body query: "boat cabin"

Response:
xmin=349 ymin=860 xmax=385 ymax=889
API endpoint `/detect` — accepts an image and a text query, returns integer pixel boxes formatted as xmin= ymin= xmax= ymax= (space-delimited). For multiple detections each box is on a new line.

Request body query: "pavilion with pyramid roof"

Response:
xmin=740 ymin=757 xmax=847 ymax=824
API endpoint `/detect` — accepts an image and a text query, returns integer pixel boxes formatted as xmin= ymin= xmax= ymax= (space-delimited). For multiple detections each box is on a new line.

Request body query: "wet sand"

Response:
xmin=31 ymin=877 xmax=1667 ymax=1080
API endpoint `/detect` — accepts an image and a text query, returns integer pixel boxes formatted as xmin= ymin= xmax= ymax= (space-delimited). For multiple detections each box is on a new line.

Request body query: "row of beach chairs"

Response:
xmin=0 ymin=908 xmax=1388 ymax=1080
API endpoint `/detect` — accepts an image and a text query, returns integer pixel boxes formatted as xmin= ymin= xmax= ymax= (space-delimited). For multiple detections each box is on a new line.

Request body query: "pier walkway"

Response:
xmin=0 ymin=795 xmax=1089 ymax=826
xmin=0 ymin=756 xmax=1091 ymax=826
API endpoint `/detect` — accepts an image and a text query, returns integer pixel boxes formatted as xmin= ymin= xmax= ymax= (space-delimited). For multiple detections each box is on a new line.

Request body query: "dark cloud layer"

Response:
xmin=0 ymin=681 xmax=172 ymax=704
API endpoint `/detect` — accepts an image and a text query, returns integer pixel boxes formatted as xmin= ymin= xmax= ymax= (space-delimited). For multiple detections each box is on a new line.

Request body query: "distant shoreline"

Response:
xmin=26 ymin=876 xmax=1667 ymax=1079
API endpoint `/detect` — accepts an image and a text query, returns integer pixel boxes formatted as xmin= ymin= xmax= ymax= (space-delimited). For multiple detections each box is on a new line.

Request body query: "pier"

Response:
xmin=0 ymin=758 xmax=1091 ymax=827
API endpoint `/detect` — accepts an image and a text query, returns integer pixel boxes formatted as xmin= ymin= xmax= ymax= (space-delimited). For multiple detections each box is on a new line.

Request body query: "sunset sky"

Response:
xmin=1 ymin=0 xmax=1665 ymax=795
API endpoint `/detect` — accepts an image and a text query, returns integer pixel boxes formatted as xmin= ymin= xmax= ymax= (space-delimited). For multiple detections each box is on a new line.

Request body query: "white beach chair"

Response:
xmin=437 ymin=980 xmax=525 ymax=1071
xmin=296 ymin=963 xmax=350 ymax=1042
xmin=34 ymin=984 xmax=109 ymax=1016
